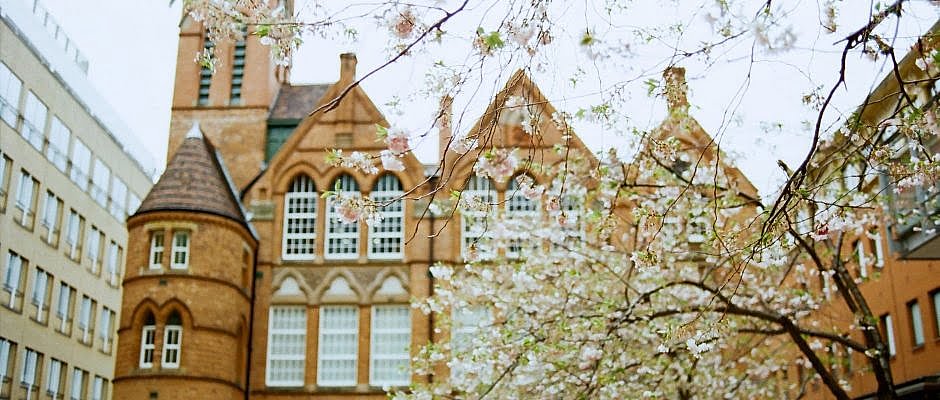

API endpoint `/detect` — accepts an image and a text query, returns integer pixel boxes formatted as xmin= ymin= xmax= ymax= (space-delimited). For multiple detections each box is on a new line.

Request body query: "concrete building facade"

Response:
xmin=0 ymin=1 xmax=155 ymax=399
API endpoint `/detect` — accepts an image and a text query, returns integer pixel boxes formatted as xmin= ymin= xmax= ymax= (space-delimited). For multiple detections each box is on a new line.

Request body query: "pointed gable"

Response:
xmin=135 ymin=122 xmax=251 ymax=227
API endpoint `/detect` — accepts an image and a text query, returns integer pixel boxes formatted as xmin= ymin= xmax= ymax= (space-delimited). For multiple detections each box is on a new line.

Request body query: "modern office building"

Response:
xmin=0 ymin=0 xmax=155 ymax=399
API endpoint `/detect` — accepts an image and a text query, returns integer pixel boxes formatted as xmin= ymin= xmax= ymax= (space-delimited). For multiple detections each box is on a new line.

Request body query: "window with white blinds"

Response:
xmin=99 ymin=307 xmax=114 ymax=353
xmin=20 ymin=348 xmax=39 ymax=389
xmin=78 ymin=295 xmax=94 ymax=344
xmin=370 ymin=305 xmax=411 ymax=386
xmin=91 ymin=376 xmax=105 ymax=400
xmin=86 ymin=226 xmax=101 ymax=270
xmin=0 ymin=62 xmax=22 ymax=127
xmin=282 ymin=176 xmax=317 ymax=260
xmin=106 ymin=241 xmax=120 ymax=285
xmin=46 ymin=117 xmax=70 ymax=172
xmin=3 ymin=252 xmax=24 ymax=303
xmin=15 ymin=170 xmax=35 ymax=225
xmin=69 ymin=139 xmax=91 ymax=191
xmin=64 ymin=210 xmax=83 ymax=260
xmin=317 ymin=305 xmax=358 ymax=386
xmin=368 ymin=175 xmax=404 ymax=259
xmin=326 ymin=175 xmax=360 ymax=259
xmin=0 ymin=338 xmax=13 ymax=383
xmin=109 ymin=178 xmax=127 ymax=220
xmin=41 ymin=191 xmax=61 ymax=243
xmin=505 ymin=177 xmax=539 ymax=258
xmin=461 ymin=175 xmax=495 ymax=260
xmin=266 ymin=306 xmax=306 ymax=387
xmin=56 ymin=282 xmax=72 ymax=333
xmin=22 ymin=92 xmax=47 ymax=151
xmin=31 ymin=268 xmax=50 ymax=322
xmin=70 ymin=367 xmax=84 ymax=400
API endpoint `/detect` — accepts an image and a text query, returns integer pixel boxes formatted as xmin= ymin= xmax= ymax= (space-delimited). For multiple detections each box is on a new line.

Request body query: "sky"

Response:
xmin=37 ymin=0 xmax=940 ymax=198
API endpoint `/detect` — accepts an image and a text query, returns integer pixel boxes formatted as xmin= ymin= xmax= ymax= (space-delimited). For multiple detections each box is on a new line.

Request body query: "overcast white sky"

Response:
xmin=37 ymin=0 xmax=940 ymax=197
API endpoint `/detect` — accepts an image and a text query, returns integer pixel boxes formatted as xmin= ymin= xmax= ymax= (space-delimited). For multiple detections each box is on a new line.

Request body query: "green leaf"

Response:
xmin=483 ymin=31 xmax=505 ymax=50
xmin=376 ymin=124 xmax=389 ymax=139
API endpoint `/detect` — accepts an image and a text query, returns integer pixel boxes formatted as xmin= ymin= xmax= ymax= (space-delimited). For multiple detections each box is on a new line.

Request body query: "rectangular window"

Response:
xmin=30 ymin=267 xmax=52 ymax=323
xmin=317 ymin=305 xmax=358 ymax=386
xmin=368 ymin=176 xmax=404 ymax=259
xmin=70 ymin=367 xmax=85 ymax=400
xmin=140 ymin=325 xmax=156 ymax=368
xmin=56 ymin=282 xmax=74 ymax=334
xmin=325 ymin=200 xmax=360 ymax=259
xmin=370 ymin=305 xmax=411 ymax=386
xmin=0 ymin=62 xmax=22 ymax=127
xmin=869 ymin=229 xmax=885 ymax=268
xmin=149 ymin=231 xmax=165 ymax=269
xmin=90 ymin=159 xmax=110 ymax=208
xmin=3 ymin=251 xmax=26 ymax=310
xmin=909 ymin=301 xmax=925 ymax=347
xmin=41 ymin=191 xmax=63 ymax=245
xmin=282 ymin=188 xmax=317 ymax=260
xmin=47 ymin=358 xmax=65 ymax=398
xmin=20 ymin=348 xmax=40 ymax=393
xmin=69 ymin=139 xmax=91 ymax=191
xmin=64 ymin=210 xmax=84 ymax=261
xmin=15 ymin=169 xmax=38 ymax=229
xmin=22 ymin=91 xmax=47 ymax=151
xmin=78 ymin=295 xmax=96 ymax=345
xmin=933 ymin=290 xmax=940 ymax=339
xmin=99 ymin=307 xmax=114 ymax=354
xmin=91 ymin=376 xmax=106 ymax=400
xmin=161 ymin=325 xmax=182 ymax=368
xmin=266 ymin=306 xmax=306 ymax=387
xmin=855 ymin=240 xmax=868 ymax=278
xmin=105 ymin=241 xmax=121 ymax=286
xmin=171 ymin=232 xmax=189 ymax=269
xmin=230 ymin=37 xmax=245 ymax=105
xmin=461 ymin=177 xmax=496 ymax=261
xmin=108 ymin=178 xmax=126 ymax=220
xmin=880 ymin=314 xmax=896 ymax=357
xmin=198 ymin=33 xmax=213 ymax=106
xmin=0 ymin=338 xmax=15 ymax=396
xmin=451 ymin=306 xmax=492 ymax=380
xmin=46 ymin=117 xmax=71 ymax=172
xmin=0 ymin=151 xmax=11 ymax=213
xmin=85 ymin=226 xmax=102 ymax=273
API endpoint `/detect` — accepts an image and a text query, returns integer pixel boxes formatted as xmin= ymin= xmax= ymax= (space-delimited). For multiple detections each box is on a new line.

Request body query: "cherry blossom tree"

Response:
xmin=181 ymin=0 xmax=940 ymax=398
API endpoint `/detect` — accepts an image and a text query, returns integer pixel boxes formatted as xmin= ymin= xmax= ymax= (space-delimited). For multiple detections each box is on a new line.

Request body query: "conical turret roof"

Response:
xmin=134 ymin=122 xmax=250 ymax=227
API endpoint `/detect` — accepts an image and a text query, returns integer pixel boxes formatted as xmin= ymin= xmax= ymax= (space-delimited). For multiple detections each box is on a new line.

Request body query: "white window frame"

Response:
xmin=3 ymin=252 xmax=24 ymax=307
xmin=171 ymin=231 xmax=190 ymax=269
xmin=0 ymin=338 xmax=11 ymax=384
xmin=22 ymin=91 xmax=47 ymax=151
xmin=70 ymin=367 xmax=84 ymax=400
xmin=281 ymin=176 xmax=317 ymax=261
xmin=265 ymin=306 xmax=307 ymax=387
xmin=46 ymin=116 xmax=71 ymax=173
xmin=369 ymin=305 xmax=411 ymax=387
xmin=149 ymin=231 xmax=164 ymax=269
xmin=78 ymin=296 xmax=93 ymax=344
xmin=21 ymin=348 xmax=38 ymax=391
xmin=65 ymin=210 xmax=81 ymax=259
xmin=41 ymin=191 xmax=59 ymax=234
xmin=56 ymin=282 xmax=72 ymax=332
xmin=461 ymin=175 xmax=496 ymax=260
xmin=86 ymin=226 xmax=101 ymax=270
xmin=69 ymin=139 xmax=91 ymax=191
xmin=161 ymin=325 xmax=183 ymax=369
xmin=505 ymin=177 xmax=540 ymax=259
xmin=31 ymin=268 xmax=50 ymax=322
xmin=109 ymin=177 xmax=127 ymax=219
xmin=106 ymin=241 xmax=120 ymax=285
xmin=0 ymin=61 xmax=23 ymax=127
xmin=15 ymin=170 xmax=35 ymax=226
xmin=47 ymin=358 xmax=63 ymax=398
xmin=910 ymin=301 xmax=925 ymax=347
xmin=368 ymin=175 xmax=404 ymax=260
xmin=869 ymin=229 xmax=885 ymax=268
xmin=856 ymin=240 xmax=868 ymax=278
xmin=325 ymin=175 xmax=360 ymax=260
xmin=91 ymin=376 xmax=104 ymax=400
xmin=99 ymin=307 xmax=113 ymax=353
xmin=317 ymin=305 xmax=358 ymax=387
xmin=91 ymin=158 xmax=110 ymax=208
xmin=882 ymin=314 xmax=896 ymax=356
xmin=139 ymin=325 xmax=156 ymax=368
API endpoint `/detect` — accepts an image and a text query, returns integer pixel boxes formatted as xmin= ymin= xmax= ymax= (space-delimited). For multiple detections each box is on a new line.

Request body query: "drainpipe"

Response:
xmin=426 ymin=174 xmax=439 ymax=384
xmin=244 ymin=246 xmax=259 ymax=400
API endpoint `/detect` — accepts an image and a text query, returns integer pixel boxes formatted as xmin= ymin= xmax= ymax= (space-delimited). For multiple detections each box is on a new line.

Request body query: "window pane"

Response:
xmin=282 ymin=176 xmax=317 ymax=260
xmin=910 ymin=302 xmax=924 ymax=346
xmin=22 ymin=92 xmax=47 ymax=151
xmin=267 ymin=306 xmax=306 ymax=386
xmin=370 ymin=305 xmax=410 ymax=386
xmin=318 ymin=305 xmax=358 ymax=386
xmin=91 ymin=159 xmax=110 ymax=208
xmin=369 ymin=175 xmax=404 ymax=259
xmin=0 ymin=62 xmax=22 ymax=126
xmin=46 ymin=117 xmax=71 ymax=172
xmin=325 ymin=175 xmax=359 ymax=259
xmin=69 ymin=139 xmax=91 ymax=190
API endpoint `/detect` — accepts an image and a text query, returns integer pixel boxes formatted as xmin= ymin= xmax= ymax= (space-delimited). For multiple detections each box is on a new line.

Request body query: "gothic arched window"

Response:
xmin=282 ymin=175 xmax=317 ymax=260
xmin=368 ymin=175 xmax=404 ymax=259
xmin=325 ymin=174 xmax=360 ymax=259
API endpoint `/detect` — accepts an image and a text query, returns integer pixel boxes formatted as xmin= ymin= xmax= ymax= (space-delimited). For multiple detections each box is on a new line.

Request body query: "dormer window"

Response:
xmin=171 ymin=231 xmax=190 ymax=270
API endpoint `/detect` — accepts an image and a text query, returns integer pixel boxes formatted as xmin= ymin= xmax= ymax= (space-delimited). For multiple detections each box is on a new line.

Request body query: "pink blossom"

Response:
xmin=386 ymin=128 xmax=411 ymax=154
xmin=380 ymin=150 xmax=405 ymax=171
xmin=546 ymin=196 xmax=560 ymax=213
xmin=475 ymin=149 xmax=519 ymax=183
xmin=334 ymin=196 xmax=362 ymax=224
xmin=449 ymin=135 xmax=478 ymax=155
xmin=390 ymin=8 xmax=416 ymax=39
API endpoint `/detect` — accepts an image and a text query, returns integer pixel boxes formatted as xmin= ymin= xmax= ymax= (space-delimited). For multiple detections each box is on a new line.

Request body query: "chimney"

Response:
xmin=437 ymin=95 xmax=453 ymax=158
xmin=663 ymin=67 xmax=689 ymax=111
xmin=339 ymin=53 xmax=357 ymax=83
